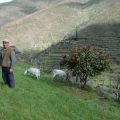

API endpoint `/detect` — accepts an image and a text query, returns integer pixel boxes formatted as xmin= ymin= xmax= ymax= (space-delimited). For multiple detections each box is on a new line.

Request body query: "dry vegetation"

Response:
xmin=0 ymin=0 xmax=120 ymax=53
xmin=0 ymin=0 xmax=58 ymax=26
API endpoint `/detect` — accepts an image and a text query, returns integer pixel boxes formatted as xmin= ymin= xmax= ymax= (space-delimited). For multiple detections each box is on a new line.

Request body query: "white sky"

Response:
xmin=0 ymin=0 xmax=13 ymax=4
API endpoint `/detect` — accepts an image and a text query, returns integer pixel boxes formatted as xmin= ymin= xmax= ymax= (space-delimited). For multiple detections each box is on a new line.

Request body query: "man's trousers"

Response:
xmin=2 ymin=67 xmax=15 ymax=88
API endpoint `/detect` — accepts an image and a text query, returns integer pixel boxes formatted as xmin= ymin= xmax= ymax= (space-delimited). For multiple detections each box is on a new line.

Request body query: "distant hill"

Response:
xmin=0 ymin=0 xmax=119 ymax=53
xmin=0 ymin=0 xmax=60 ymax=26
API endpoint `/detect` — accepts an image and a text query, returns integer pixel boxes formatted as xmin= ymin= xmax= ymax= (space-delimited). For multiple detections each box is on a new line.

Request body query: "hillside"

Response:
xmin=30 ymin=0 xmax=120 ymax=69
xmin=0 ymin=63 xmax=120 ymax=120
xmin=0 ymin=1 xmax=120 ymax=119
xmin=0 ymin=0 xmax=60 ymax=26
xmin=0 ymin=0 xmax=119 ymax=52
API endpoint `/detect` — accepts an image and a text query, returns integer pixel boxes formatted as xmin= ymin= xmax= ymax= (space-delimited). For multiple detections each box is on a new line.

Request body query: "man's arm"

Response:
xmin=10 ymin=50 xmax=16 ymax=69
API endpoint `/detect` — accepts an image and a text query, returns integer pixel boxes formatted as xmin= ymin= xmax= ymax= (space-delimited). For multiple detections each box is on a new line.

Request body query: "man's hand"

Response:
xmin=10 ymin=68 xmax=13 ymax=73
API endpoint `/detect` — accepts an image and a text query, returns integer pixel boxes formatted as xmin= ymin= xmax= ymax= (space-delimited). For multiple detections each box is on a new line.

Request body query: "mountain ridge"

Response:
xmin=0 ymin=0 xmax=120 ymax=52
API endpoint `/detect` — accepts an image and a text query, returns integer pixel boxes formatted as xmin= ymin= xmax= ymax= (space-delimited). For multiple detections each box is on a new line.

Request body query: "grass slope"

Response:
xmin=0 ymin=63 xmax=120 ymax=120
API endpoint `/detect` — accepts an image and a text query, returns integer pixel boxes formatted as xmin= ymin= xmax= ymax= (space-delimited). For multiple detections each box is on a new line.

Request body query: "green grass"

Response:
xmin=0 ymin=63 xmax=120 ymax=120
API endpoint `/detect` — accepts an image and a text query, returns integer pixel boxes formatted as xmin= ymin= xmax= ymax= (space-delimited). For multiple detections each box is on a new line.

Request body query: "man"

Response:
xmin=0 ymin=39 xmax=16 ymax=88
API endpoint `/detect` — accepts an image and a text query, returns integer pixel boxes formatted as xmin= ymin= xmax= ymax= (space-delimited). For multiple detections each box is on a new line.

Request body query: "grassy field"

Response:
xmin=0 ymin=63 xmax=120 ymax=120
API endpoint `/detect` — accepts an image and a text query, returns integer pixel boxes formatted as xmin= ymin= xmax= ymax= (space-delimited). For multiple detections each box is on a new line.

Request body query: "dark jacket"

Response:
xmin=0 ymin=47 xmax=16 ymax=68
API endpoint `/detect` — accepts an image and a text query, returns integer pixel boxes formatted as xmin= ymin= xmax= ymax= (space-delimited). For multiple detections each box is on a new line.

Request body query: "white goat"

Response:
xmin=24 ymin=67 xmax=40 ymax=79
xmin=52 ymin=69 xmax=67 ymax=80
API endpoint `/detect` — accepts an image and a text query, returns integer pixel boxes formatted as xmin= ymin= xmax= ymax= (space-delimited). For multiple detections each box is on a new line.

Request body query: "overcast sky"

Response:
xmin=0 ymin=0 xmax=13 ymax=4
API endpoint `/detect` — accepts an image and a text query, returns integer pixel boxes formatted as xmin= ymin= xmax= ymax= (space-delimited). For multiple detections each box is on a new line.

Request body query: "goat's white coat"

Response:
xmin=52 ymin=69 xmax=67 ymax=80
xmin=24 ymin=67 xmax=40 ymax=79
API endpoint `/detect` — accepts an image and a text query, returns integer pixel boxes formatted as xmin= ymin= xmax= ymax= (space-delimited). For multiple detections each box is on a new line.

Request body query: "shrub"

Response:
xmin=61 ymin=45 xmax=110 ymax=89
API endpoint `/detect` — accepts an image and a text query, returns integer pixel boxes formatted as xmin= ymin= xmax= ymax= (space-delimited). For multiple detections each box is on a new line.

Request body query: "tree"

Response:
xmin=61 ymin=45 xmax=110 ymax=89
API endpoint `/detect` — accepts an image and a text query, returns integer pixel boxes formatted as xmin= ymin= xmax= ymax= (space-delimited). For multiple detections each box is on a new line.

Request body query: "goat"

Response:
xmin=24 ymin=67 xmax=40 ymax=79
xmin=52 ymin=69 xmax=67 ymax=80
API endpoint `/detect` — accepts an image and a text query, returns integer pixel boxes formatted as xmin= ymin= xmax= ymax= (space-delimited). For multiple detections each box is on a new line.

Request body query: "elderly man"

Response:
xmin=0 ymin=39 xmax=16 ymax=88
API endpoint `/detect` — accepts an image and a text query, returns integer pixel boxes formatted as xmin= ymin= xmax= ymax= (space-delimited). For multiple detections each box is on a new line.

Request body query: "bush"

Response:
xmin=61 ymin=45 xmax=110 ymax=89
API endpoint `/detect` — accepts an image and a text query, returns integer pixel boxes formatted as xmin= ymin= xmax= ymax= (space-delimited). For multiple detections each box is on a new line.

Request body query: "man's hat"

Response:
xmin=3 ymin=39 xmax=10 ymax=43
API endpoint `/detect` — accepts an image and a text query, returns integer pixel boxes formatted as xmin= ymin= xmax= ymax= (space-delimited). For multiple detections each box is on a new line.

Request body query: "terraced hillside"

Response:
xmin=33 ymin=30 xmax=120 ymax=71
xmin=0 ymin=0 xmax=119 ymax=51
xmin=31 ymin=0 xmax=120 ymax=70
xmin=0 ymin=0 xmax=120 ymax=69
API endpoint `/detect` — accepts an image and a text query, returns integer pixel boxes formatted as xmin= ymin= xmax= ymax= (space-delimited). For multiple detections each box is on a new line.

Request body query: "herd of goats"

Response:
xmin=24 ymin=67 xmax=69 ymax=81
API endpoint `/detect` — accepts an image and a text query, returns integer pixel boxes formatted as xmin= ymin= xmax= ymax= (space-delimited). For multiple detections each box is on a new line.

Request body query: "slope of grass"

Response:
xmin=0 ymin=63 xmax=120 ymax=120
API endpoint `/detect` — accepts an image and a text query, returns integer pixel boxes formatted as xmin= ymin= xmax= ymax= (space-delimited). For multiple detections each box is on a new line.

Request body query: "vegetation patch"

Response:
xmin=0 ymin=63 xmax=120 ymax=120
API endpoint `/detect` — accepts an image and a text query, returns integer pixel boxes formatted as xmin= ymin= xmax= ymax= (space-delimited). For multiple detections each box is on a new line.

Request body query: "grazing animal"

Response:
xmin=24 ymin=67 xmax=40 ymax=79
xmin=52 ymin=69 xmax=67 ymax=80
